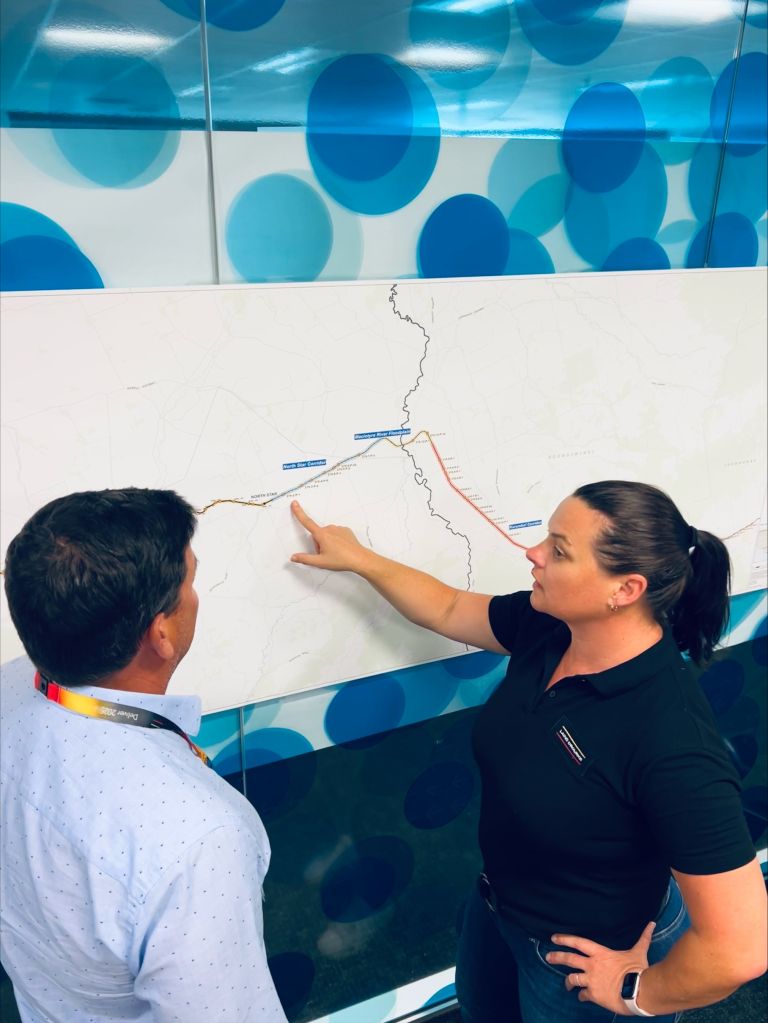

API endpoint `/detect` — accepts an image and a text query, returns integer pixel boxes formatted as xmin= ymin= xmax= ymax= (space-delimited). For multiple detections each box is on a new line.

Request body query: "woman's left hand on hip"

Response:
xmin=545 ymin=920 xmax=656 ymax=1014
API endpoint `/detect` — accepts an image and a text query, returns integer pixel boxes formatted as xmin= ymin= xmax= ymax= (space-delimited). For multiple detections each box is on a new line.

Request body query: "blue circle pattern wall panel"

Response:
xmin=2 ymin=0 xmax=765 ymax=290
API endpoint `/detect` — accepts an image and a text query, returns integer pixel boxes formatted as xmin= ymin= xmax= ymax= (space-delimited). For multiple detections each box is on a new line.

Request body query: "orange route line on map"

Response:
xmin=197 ymin=429 xmax=529 ymax=550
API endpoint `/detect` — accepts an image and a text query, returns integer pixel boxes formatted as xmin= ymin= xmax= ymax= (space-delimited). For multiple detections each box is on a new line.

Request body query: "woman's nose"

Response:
xmin=526 ymin=543 xmax=543 ymax=565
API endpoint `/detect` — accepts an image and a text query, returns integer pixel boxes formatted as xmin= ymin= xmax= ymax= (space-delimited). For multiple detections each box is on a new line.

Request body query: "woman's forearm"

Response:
xmin=635 ymin=927 xmax=764 ymax=1015
xmin=355 ymin=549 xmax=462 ymax=634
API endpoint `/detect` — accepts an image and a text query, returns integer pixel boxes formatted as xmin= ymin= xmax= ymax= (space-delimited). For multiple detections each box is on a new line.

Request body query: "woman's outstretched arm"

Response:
xmin=290 ymin=500 xmax=507 ymax=653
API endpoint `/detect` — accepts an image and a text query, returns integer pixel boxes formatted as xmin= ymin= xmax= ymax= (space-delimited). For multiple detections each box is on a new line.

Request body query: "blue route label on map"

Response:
xmin=354 ymin=428 xmax=411 ymax=440
xmin=282 ymin=459 xmax=327 ymax=470
xmin=509 ymin=519 xmax=542 ymax=530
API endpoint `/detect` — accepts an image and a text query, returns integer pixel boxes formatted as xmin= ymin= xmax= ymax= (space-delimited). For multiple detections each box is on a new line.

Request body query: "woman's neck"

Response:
xmin=556 ymin=614 xmax=663 ymax=679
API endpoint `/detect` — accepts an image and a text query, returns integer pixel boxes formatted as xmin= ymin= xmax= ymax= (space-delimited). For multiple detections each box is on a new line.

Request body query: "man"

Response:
xmin=0 ymin=488 xmax=287 ymax=1022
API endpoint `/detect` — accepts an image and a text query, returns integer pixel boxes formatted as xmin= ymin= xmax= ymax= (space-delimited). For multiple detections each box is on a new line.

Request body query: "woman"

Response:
xmin=290 ymin=481 xmax=766 ymax=1021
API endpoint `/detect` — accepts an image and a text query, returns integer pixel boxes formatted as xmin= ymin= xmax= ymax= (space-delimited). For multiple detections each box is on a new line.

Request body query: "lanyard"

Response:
xmin=34 ymin=672 xmax=210 ymax=767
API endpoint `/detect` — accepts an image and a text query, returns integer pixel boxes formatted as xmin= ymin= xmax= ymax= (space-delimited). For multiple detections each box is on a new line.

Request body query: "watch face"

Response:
xmin=621 ymin=972 xmax=640 ymax=999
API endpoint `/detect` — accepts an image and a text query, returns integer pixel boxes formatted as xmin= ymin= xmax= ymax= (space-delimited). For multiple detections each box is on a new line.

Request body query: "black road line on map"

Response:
xmin=389 ymin=284 xmax=473 ymax=593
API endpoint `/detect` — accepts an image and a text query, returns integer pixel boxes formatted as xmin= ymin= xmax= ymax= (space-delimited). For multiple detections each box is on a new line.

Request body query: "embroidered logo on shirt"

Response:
xmin=551 ymin=716 xmax=592 ymax=773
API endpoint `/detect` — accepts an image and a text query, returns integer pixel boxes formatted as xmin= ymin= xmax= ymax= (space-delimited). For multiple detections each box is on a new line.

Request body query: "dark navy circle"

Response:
xmin=418 ymin=194 xmax=509 ymax=278
xmin=320 ymin=836 xmax=414 ymax=922
xmin=243 ymin=727 xmax=316 ymax=820
xmin=0 ymin=235 xmax=103 ymax=291
xmin=308 ymin=55 xmax=413 ymax=182
xmin=563 ymin=83 xmax=646 ymax=193
xmin=686 ymin=213 xmax=758 ymax=268
xmin=697 ymin=658 xmax=745 ymax=718
xmin=325 ymin=674 xmax=406 ymax=748
xmin=404 ymin=761 xmax=475 ymax=830
xmin=711 ymin=52 xmax=768 ymax=156
xmin=725 ymin=734 xmax=759 ymax=780
xmin=602 ymin=237 xmax=670 ymax=271
xmin=266 ymin=951 xmax=314 ymax=1015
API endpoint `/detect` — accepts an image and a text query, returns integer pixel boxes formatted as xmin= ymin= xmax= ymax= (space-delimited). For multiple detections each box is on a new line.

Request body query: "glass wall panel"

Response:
xmin=0 ymin=0 xmax=213 ymax=288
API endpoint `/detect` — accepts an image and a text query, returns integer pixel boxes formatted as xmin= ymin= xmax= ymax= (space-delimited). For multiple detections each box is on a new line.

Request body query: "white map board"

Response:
xmin=2 ymin=268 xmax=766 ymax=712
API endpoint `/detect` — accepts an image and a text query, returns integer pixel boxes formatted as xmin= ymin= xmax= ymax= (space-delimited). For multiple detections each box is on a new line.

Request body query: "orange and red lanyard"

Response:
xmin=34 ymin=672 xmax=210 ymax=767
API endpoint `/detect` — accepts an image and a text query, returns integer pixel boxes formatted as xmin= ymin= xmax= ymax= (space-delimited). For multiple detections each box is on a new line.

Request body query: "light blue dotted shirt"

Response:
xmin=0 ymin=657 xmax=288 ymax=1023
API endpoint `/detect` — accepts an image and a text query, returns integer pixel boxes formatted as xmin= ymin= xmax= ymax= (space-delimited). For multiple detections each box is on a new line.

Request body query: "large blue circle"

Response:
xmin=711 ymin=52 xmax=768 ymax=156
xmin=404 ymin=761 xmax=475 ymax=829
xmin=308 ymin=57 xmax=440 ymax=215
xmin=325 ymin=674 xmax=406 ymax=748
xmin=563 ymin=83 xmax=646 ymax=193
xmin=564 ymin=143 xmax=667 ymax=267
xmin=418 ymin=194 xmax=509 ymax=278
xmin=602 ymin=237 xmax=670 ymax=271
xmin=243 ymin=727 xmax=316 ymax=820
xmin=226 ymin=174 xmax=333 ymax=282
xmin=0 ymin=235 xmax=103 ymax=291
xmin=409 ymin=0 xmax=511 ymax=90
xmin=642 ymin=58 xmax=713 ymax=166
xmin=50 ymin=55 xmax=179 ymax=186
xmin=517 ymin=0 xmax=626 ymax=66
xmin=308 ymin=55 xmax=413 ymax=182
xmin=686 ymin=213 xmax=758 ymax=268
xmin=320 ymin=836 xmax=414 ymax=922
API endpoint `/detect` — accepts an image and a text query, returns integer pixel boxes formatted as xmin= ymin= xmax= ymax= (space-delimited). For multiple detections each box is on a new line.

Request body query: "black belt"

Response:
xmin=478 ymin=872 xmax=673 ymax=920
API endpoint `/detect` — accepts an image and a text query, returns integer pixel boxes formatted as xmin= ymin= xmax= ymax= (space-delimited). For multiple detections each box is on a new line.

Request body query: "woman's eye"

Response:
xmin=553 ymin=545 xmax=564 ymax=559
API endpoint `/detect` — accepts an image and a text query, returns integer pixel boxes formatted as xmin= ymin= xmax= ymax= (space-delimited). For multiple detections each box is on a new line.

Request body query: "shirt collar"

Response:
xmin=72 ymin=685 xmax=202 ymax=736
xmin=585 ymin=628 xmax=681 ymax=697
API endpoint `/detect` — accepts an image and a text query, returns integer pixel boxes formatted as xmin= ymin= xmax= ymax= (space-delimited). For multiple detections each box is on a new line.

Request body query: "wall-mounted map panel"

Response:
xmin=2 ymin=268 xmax=765 ymax=712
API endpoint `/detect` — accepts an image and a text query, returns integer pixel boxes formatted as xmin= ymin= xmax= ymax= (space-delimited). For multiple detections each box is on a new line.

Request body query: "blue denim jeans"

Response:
xmin=456 ymin=875 xmax=689 ymax=1023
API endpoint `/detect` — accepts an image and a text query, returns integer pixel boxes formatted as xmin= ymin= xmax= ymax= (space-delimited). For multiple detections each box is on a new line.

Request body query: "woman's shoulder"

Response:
xmin=488 ymin=590 xmax=562 ymax=652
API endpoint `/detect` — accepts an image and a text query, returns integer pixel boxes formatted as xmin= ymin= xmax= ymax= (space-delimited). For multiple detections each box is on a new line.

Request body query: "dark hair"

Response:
xmin=4 ymin=488 xmax=196 ymax=686
xmin=573 ymin=481 xmax=731 ymax=666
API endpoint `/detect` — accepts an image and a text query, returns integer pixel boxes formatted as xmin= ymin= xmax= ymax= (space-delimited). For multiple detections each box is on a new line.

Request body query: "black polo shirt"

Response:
xmin=472 ymin=591 xmax=755 ymax=948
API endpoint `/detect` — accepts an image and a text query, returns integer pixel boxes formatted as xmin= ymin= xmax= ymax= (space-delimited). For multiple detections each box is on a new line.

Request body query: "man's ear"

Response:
xmin=145 ymin=613 xmax=175 ymax=662
xmin=614 ymin=573 xmax=648 ymax=608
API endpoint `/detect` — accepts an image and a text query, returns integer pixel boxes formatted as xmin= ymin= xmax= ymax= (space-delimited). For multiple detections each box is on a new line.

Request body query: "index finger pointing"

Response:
xmin=291 ymin=500 xmax=320 ymax=535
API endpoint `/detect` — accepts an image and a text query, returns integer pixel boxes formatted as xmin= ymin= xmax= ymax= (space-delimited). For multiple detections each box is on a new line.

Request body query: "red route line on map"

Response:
xmin=422 ymin=433 xmax=529 ymax=551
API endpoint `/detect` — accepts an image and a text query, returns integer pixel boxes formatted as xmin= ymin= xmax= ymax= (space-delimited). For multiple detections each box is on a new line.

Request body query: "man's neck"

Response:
xmin=92 ymin=668 xmax=171 ymax=696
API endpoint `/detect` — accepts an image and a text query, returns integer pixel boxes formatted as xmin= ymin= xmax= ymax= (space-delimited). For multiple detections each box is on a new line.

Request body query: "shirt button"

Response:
xmin=548 ymin=690 xmax=557 ymax=698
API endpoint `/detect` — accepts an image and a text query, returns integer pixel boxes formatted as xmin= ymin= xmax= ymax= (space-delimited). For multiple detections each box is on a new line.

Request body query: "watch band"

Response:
xmin=622 ymin=970 xmax=654 ymax=1017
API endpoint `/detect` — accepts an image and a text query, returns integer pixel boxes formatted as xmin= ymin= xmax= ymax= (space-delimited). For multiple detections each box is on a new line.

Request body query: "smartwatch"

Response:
xmin=621 ymin=971 xmax=654 ymax=1017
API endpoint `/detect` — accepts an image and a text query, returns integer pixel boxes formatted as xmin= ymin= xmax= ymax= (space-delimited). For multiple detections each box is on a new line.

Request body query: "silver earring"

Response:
xmin=608 ymin=600 xmax=619 ymax=612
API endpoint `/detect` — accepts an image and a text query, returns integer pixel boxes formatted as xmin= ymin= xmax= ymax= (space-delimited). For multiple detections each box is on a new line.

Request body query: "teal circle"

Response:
xmin=517 ymin=0 xmax=627 ymax=66
xmin=409 ymin=0 xmax=511 ymax=90
xmin=505 ymin=229 xmax=555 ymax=274
xmin=50 ymin=55 xmax=179 ymax=186
xmin=488 ymin=138 xmax=566 ymax=230
xmin=642 ymin=57 xmax=713 ymax=165
xmin=226 ymin=174 xmax=333 ymax=282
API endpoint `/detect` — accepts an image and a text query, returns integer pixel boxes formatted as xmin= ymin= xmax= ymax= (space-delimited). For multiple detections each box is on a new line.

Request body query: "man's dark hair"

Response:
xmin=4 ymin=488 xmax=197 ymax=686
